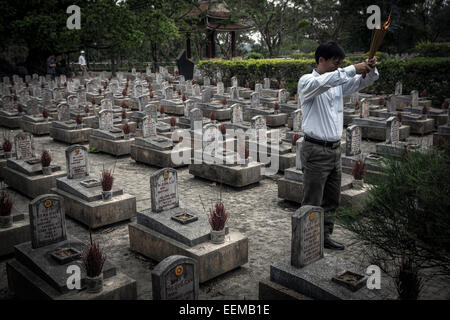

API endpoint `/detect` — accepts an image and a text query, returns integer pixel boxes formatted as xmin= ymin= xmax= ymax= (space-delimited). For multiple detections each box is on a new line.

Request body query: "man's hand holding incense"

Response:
xmin=354 ymin=61 xmax=372 ymax=75
xmin=366 ymin=57 xmax=378 ymax=68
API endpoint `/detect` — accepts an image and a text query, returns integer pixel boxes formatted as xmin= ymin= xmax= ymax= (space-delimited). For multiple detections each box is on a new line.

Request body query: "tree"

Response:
xmin=227 ymin=0 xmax=305 ymax=58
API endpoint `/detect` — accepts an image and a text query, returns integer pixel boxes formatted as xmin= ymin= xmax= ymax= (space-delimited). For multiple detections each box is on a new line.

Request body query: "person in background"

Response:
xmin=47 ymin=54 xmax=57 ymax=80
xmin=78 ymin=50 xmax=88 ymax=77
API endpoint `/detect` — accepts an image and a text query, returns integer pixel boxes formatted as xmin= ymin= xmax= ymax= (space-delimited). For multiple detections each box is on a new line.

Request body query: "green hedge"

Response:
xmin=414 ymin=41 xmax=450 ymax=57
xmin=198 ymin=57 xmax=450 ymax=101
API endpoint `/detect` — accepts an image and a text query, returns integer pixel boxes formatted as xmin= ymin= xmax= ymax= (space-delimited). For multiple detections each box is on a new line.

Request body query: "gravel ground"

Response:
xmin=0 ymin=125 xmax=448 ymax=300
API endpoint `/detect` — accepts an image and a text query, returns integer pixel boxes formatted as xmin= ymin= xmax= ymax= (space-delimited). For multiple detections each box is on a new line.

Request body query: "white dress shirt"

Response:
xmin=298 ymin=65 xmax=379 ymax=141
xmin=78 ymin=55 xmax=86 ymax=66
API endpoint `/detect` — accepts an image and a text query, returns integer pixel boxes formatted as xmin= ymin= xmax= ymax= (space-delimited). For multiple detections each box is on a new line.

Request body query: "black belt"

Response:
xmin=305 ymin=135 xmax=341 ymax=149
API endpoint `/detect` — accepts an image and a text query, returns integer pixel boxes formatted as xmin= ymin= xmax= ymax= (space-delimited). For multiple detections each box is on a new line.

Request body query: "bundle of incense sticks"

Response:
xmin=368 ymin=12 xmax=392 ymax=59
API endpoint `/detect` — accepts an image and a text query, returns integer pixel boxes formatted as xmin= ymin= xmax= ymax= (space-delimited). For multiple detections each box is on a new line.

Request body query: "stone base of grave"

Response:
xmin=2 ymin=167 xmax=66 ymax=198
xmin=52 ymin=187 xmax=136 ymax=229
xmin=277 ymin=173 xmax=353 ymax=204
xmin=162 ymin=104 xmax=184 ymax=115
xmin=188 ymin=162 xmax=263 ymax=188
xmin=358 ymin=125 xmax=410 ymax=141
xmin=401 ymin=118 xmax=435 ymax=135
xmin=89 ymin=135 xmax=134 ymax=156
xmin=258 ymin=278 xmax=311 ymax=300
xmin=201 ymin=108 xmax=231 ymax=121
xmin=20 ymin=120 xmax=51 ymax=135
xmin=375 ymin=142 xmax=409 ymax=157
xmin=344 ymin=114 xmax=359 ymax=127
xmin=266 ymin=113 xmax=288 ymax=127
xmin=269 ymin=255 xmax=393 ymax=300
xmin=0 ymin=158 xmax=7 ymax=179
xmin=341 ymin=155 xmax=386 ymax=180
xmin=433 ymin=132 xmax=450 ymax=146
xmin=429 ymin=114 xmax=448 ymax=128
xmin=278 ymin=153 xmax=296 ymax=172
xmin=130 ymin=144 xmax=190 ymax=168
xmin=0 ymin=115 xmax=22 ymax=128
xmin=6 ymin=259 xmax=136 ymax=300
xmin=128 ymin=223 xmax=248 ymax=283
xmin=50 ymin=127 xmax=93 ymax=144
xmin=340 ymin=185 xmax=370 ymax=210
xmin=0 ymin=210 xmax=29 ymax=257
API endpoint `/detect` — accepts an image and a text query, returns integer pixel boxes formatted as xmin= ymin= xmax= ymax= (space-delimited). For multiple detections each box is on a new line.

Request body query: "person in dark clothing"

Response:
xmin=47 ymin=54 xmax=57 ymax=80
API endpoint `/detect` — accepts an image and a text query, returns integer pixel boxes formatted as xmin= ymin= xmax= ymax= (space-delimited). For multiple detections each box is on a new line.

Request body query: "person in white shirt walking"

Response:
xmin=298 ymin=41 xmax=379 ymax=250
xmin=78 ymin=50 xmax=87 ymax=77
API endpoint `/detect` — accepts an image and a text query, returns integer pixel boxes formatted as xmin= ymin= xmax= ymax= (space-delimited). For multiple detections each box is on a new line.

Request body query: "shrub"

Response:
xmin=76 ymin=114 xmax=83 ymax=125
xmin=121 ymin=109 xmax=127 ymax=120
xmin=338 ymin=144 xmax=450 ymax=299
xmin=42 ymin=109 xmax=48 ymax=118
xmin=219 ymin=123 xmax=226 ymax=136
xmin=198 ymin=57 xmax=450 ymax=101
xmin=84 ymin=105 xmax=90 ymax=114
xmin=210 ymin=111 xmax=216 ymax=121
xmin=414 ymin=41 xmax=450 ymax=57
xmin=247 ymin=52 xmax=264 ymax=60
xmin=170 ymin=117 xmax=176 ymax=127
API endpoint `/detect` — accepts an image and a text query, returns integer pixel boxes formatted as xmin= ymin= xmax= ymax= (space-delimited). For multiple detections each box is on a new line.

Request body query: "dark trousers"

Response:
xmin=301 ymin=140 xmax=341 ymax=237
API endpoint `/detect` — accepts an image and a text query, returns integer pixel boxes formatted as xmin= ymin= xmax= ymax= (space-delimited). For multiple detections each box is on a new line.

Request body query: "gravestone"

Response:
xmin=78 ymin=91 xmax=87 ymax=105
xmin=216 ymin=82 xmax=224 ymax=95
xmin=142 ymin=115 xmax=157 ymax=138
xmin=264 ymin=78 xmax=270 ymax=89
xmin=185 ymin=81 xmax=193 ymax=96
xmin=251 ymin=115 xmax=267 ymax=131
xmin=150 ymin=168 xmax=179 ymax=212
xmin=231 ymin=104 xmax=243 ymax=124
xmin=202 ymin=123 xmax=219 ymax=160
xmin=360 ymin=99 xmax=369 ymax=118
xmin=138 ymin=95 xmax=150 ymax=111
xmin=292 ymin=109 xmax=302 ymax=132
xmin=27 ymin=99 xmax=39 ymax=115
xmin=151 ymin=255 xmax=199 ymax=300
xmin=278 ymin=89 xmax=288 ymax=104
xmin=14 ymin=132 xmax=35 ymax=160
xmin=57 ymin=103 xmax=70 ymax=121
xmin=164 ymin=87 xmax=173 ymax=100
xmin=203 ymin=77 xmax=210 ymax=87
xmin=144 ymin=103 xmax=158 ymax=120
xmin=99 ymin=110 xmax=114 ymax=131
xmin=346 ymin=125 xmax=361 ymax=156
xmin=291 ymin=205 xmax=324 ymax=268
xmin=190 ymin=108 xmax=203 ymax=130
xmin=255 ymin=83 xmax=262 ymax=94
xmin=201 ymin=89 xmax=211 ymax=103
xmin=250 ymin=92 xmax=260 ymax=108
xmin=388 ymin=95 xmax=396 ymax=113
xmin=184 ymin=100 xmax=194 ymax=118
xmin=100 ymin=99 xmax=113 ymax=111
xmin=411 ymin=90 xmax=419 ymax=109
xmin=67 ymin=95 xmax=78 ymax=109
xmin=176 ymin=50 xmax=194 ymax=80
xmin=395 ymin=81 xmax=402 ymax=96
xmin=29 ymin=194 xmax=67 ymax=249
xmin=386 ymin=116 xmax=400 ymax=144
xmin=230 ymin=86 xmax=239 ymax=100
xmin=231 ymin=77 xmax=238 ymax=88
xmin=65 ymin=145 xmax=89 ymax=179
xmin=193 ymin=84 xmax=201 ymax=96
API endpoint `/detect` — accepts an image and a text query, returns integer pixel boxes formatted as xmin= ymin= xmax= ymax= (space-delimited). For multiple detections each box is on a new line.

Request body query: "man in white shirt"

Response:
xmin=78 ymin=50 xmax=87 ymax=77
xmin=298 ymin=41 xmax=379 ymax=250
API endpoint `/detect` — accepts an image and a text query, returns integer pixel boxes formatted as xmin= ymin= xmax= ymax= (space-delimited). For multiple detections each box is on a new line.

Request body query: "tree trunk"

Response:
xmin=110 ymin=51 xmax=117 ymax=77
xmin=151 ymin=42 xmax=159 ymax=70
